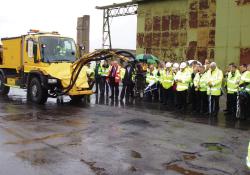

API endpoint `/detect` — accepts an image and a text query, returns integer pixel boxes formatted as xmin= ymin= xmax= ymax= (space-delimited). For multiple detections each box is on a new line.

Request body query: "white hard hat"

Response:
xmin=166 ymin=62 xmax=172 ymax=68
xmin=173 ymin=63 xmax=179 ymax=69
xmin=0 ymin=40 xmax=2 ymax=45
xmin=210 ymin=62 xmax=217 ymax=67
xmin=180 ymin=62 xmax=187 ymax=69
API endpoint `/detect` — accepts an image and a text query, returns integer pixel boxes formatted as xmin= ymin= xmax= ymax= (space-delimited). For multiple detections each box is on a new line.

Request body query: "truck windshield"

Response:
xmin=39 ymin=36 xmax=77 ymax=63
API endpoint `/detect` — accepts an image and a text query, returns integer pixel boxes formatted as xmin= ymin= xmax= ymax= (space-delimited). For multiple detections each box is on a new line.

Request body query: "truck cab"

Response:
xmin=0 ymin=30 xmax=92 ymax=104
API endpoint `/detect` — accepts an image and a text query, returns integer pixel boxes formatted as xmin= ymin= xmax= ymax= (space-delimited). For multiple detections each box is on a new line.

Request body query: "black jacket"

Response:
xmin=123 ymin=65 xmax=134 ymax=85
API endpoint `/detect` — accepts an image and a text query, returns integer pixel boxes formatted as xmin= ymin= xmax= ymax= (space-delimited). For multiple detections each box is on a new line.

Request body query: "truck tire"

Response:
xmin=0 ymin=74 xmax=10 ymax=96
xmin=28 ymin=77 xmax=48 ymax=104
xmin=70 ymin=95 xmax=84 ymax=103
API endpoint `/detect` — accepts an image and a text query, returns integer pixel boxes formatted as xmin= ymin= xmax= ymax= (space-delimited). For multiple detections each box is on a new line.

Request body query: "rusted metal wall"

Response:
xmin=136 ymin=0 xmax=216 ymax=63
xmin=136 ymin=0 xmax=250 ymax=68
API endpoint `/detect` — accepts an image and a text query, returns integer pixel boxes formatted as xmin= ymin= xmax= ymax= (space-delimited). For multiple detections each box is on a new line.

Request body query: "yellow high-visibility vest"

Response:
xmin=227 ymin=71 xmax=241 ymax=94
xmin=175 ymin=69 xmax=191 ymax=91
xmin=160 ymin=70 xmax=174 ymax=90
xmin=207 ymin=68 xmax=223 ymax=96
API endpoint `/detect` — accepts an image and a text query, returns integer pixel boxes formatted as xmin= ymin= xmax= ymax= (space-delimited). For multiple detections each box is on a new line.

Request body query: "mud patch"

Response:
xmin=183 ymin=154 xmax=197 ymax=161
xmin=5 ymin=130 xmax=82 ymax=145
xmin=80 ymin=159 xmax=108 ymax=175
xmin=121 ymin=119 xmax=152 ymax=127
xmin=16 ymin=148 xmax=62 ymax=165
xmin=5 ymin=133 xmax=65 ymax=145
xmin=166 ymin=164 xmax=204 ymax=175
xmin=131 ymin=150 xmax=142 ymax=159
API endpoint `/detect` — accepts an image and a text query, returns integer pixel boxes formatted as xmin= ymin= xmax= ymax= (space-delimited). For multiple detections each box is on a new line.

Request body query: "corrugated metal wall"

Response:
xmin=136 ymin=0 xmax=250 ymax=69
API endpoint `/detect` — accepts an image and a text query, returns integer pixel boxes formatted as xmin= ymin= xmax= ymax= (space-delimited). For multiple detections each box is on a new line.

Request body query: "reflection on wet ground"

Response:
xmin=0 ymin=89 xmax=250 ymax=175
xmin=93 ymin=93 xmax=250 ymax=131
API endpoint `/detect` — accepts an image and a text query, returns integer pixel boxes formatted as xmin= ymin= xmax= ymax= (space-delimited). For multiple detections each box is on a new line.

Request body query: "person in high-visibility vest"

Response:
xmin=160 ymin=62 xmax=174 ymax=107
xmin=98 ymin=60 xmax=110 ymax=97
xmin=145 ymin=64 xmax=159 ymax=101
xmin=190 ymin=61 xmax=199 ymax=112
xmin=247 ymin=141 xmax=250 ymax=169
xmin=207 ymin=62 xmax=223 ymax=117
xmin=94 ymin=61 xmax=101 ymax=94
xmin=158 ymin=62 xmax=166 ymax=103
xmin=225 ymin=64 xmax=241 ymax=117
xmin=239 ymin=64 xmax=250 ymax=119
xmin=172 ymin=63 xmax=180 ymax=108
xmin=223 ymin=63 xmax=235 ymax=113
xmin=193 ymin=65 xmax=209 ymax=114
xmin=174 ymin=62 xmax=191 ymax=112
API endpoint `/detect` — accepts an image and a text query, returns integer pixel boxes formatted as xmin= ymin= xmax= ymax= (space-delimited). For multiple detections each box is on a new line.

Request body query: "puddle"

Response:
xmin=201 ymin=143 xmax=232 ymax=153
xmin=121 ymin=119 xmax=152 ymax=127
xmin=131 ymin=150 xmax=142 ymax=159
xmin=166 ymin=164 xmax=204 ymax=175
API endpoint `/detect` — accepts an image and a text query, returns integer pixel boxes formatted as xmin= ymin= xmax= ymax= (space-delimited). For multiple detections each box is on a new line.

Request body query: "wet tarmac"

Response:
xmin=0 ymin=88 xmax=250 ymax=175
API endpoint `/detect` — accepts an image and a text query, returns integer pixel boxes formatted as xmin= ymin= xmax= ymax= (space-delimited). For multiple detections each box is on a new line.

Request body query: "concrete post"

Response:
xmin=77 ymin=15 xmax=90 ymax=55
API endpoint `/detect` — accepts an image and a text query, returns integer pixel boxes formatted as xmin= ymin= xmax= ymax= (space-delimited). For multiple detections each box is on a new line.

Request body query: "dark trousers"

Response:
xmin=240 ymin=93 xmax=250 ymax=119
xmin=120 ymin=83 xmax=134 ymax=100
xmin=227 ymin=93 xmax=237 ymax=115
xmin=95 ymin=77 xmax=100 ymax=93
xmin=162 ymin=87 xmax=174 ymax=106
xmin=145 ymin=84 xmax=158 ymax=102
xmin=190 ymin=86 xmax=196 ymax=111
xmin=159 ymin=84 xmax=164 ymax=103
xmin=100 ymin=76 xmax=109 ymax=96
xmin=176 ymin=90 xmax=187 ymax=110
xmin=196 ymin=91 xmax=208 ymax=113
xmin=209 ymin=95 xmax=220 ymax=116
xmin=226 ymin=93 xmax=230 ymax=111
xmin=109 ymin=78 xmax=119 ymax=99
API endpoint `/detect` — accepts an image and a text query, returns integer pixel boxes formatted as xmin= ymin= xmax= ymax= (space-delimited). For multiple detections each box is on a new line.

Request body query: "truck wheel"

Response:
xmin=28 ymin=77 xmax=48 ymax=104
xmin=0 ymin=74 xmax=10 ymax=95
xmin=70 ymin=95 xmax=84 ymax=103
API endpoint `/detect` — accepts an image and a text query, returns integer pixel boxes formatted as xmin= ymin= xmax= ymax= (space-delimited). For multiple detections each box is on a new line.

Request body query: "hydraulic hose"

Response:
xmin=57 ymin=50 xmax=135 ymax=96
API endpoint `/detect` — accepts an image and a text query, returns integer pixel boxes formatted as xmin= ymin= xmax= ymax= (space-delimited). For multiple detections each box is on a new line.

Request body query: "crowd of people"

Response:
xmin=91 ymin=58 xmax=250 ymax=119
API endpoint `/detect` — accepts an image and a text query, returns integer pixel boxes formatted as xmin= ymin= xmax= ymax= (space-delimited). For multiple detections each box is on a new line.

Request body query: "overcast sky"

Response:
xmin=0 ymin=0 xmax=137 ymax=51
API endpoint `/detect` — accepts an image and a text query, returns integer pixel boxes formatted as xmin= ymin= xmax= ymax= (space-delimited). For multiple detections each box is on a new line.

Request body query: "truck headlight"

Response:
xmin=48 ymin=78 xmax=58 ymax=84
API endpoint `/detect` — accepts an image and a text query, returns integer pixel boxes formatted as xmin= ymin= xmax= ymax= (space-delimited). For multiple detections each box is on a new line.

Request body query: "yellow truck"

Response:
xmin=0 ymin=30 xmax=93 ymax=104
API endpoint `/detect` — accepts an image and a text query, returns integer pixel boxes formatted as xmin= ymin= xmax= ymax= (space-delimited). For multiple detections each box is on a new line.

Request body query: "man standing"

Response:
xmin=145 ymin=64 xmax=159 ymax=101
xmin=175 ymin=62 xmax=191 ymax=112
xmin=225 ymin=64 xmax=241 ymax=117
xmin=239 ymin=64 xmax=250 ymax=119
xmin=120 ymin=63 xmax=135 ymax=101
xmin=108 ymin=61 xmax=121 ymax=100
xmin=160 ymin=62 xmax=174 ymax=107
xmin=158 ymin=62 xmax=166 ymax=103
xmin=94 ymin=61 xmax=101 ymax=94
xmin=99 ymin=60 xmax=110 ymax=97
xmin=193 ymin=65 xmax=209 ymax=114
xmin=207 ymin=62 xmax=223 ymax=117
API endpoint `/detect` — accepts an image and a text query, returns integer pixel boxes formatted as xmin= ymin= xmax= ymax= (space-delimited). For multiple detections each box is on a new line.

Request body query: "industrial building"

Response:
xmin=136 ymin=0 xmax=250 ymax=68
xmin=98 ymin=0 xmax=250 ymax=69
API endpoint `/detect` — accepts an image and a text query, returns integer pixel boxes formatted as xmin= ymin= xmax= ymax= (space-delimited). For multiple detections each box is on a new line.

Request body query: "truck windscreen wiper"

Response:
xmin=49 ymin=59 xmax=73 ymax=63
